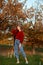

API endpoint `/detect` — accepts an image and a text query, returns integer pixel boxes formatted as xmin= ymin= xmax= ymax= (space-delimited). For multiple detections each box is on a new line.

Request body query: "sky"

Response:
xmin=19 ymin=0 xmax=36 ymax=8
xmin=19 ymin=0 xmax=43 ymax=9
xmin=5 ymin=0 xmax=43 ymax=9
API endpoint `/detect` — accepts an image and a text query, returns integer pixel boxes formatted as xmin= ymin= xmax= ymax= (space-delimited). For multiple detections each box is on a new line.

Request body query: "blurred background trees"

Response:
xmin=0 ymin=0 xmax=43 ymax=48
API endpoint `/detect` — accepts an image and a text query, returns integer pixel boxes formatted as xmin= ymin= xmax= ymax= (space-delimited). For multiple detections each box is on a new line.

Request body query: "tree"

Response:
xmin=0 ymin=0 xmax=3 ymax=8
xmin=0 ymin=0 xmax=27 ymax=40
xmin=0 ymin=0 xmax=27 ymax=20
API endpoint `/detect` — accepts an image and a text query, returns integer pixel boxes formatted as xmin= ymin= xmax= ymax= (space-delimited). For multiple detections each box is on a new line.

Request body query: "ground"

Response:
xmin=0 ymin=55 xmax=43 ymax=65
xmin=0 ymin=45 xmax=43 ymax=65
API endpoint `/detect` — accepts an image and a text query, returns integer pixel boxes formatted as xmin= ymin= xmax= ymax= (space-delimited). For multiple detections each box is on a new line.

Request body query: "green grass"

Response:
xmin=0 ymin=45 xmax=43 ymax=65
xmin=0 ymin=55 xmax=43 ymax=65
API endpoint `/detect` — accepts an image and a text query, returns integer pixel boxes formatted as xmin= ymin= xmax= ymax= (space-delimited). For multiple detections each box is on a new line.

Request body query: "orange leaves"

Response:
xmin=0 ymin=1 xmax=26 ymax=20
xmin=0 ymin=13 xmax=4 ymax=19
xmin=0 ymin=0 xmax=3 ymax=8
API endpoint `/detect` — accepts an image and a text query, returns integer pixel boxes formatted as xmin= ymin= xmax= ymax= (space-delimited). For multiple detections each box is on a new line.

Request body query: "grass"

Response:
xmin=0 ymin=55 xmax=43 ymax=65
xmin=0 ymin=45 xmax=43 ymax=65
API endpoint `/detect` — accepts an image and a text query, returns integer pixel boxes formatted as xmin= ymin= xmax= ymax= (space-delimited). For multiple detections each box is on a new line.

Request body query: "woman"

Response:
xmin=11 ymin=25 xmax=28 ymax=64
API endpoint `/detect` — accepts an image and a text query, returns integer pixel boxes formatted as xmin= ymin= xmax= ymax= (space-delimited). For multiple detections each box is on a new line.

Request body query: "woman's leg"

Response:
xmin=14 ymin=39 xmax=20 ymax=63
xmin=14 ymin=39 xmax=19 ymax=63
xmin=19 ymin=43 xmax=28 ymax=64
xmin=19 ymin=43 xmax=26 ymax=58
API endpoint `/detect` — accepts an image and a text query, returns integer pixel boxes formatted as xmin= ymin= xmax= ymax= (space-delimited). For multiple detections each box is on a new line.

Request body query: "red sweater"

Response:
xmin=16 ymin=31 xmax=24 ymax=43
xmin=11 ymin=29 xmax=24 ymax=43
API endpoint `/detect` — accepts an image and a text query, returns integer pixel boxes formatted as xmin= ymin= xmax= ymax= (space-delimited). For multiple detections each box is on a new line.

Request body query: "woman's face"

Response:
xmin=17 ymin=26 xmax=20 ymax=30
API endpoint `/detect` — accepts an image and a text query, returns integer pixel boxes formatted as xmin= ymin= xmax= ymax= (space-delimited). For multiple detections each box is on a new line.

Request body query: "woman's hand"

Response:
xmin=9 ymin=32 xmax=13 ymax=35
xmin=19 ymin=43 xmax=21 ymax=48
